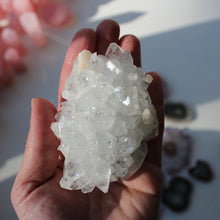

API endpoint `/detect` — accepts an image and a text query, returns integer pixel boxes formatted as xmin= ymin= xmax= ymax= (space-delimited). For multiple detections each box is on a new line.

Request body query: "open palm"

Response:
xmin=11 ymin=20 xmax=164 ymax=220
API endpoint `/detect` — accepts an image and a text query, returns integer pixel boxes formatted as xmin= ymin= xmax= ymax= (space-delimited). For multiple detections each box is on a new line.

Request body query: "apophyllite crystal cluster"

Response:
xmin=51 ymin=43 xmax=158 ymax=193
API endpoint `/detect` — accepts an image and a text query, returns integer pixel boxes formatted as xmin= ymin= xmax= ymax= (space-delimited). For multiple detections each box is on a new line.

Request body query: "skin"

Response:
xmin=11 ymin=20 xmax=164 ymax=220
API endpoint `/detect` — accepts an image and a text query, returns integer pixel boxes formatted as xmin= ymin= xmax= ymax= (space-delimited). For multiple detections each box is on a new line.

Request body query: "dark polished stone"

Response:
xmin=189 ymin=160 xmax=213 ymax=182
xmin=162 ymin=176 xmax=193 ymax=212
xmin=164 ymin=102 xmax=188 ymax=119
xmin=169 ymin=177 xmax=193 ymax=194
xmin=162 ymin=189 xmax=189 ymax=212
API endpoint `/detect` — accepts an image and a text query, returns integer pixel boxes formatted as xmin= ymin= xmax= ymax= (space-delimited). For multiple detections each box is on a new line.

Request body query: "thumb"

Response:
xmin=13 ymin=98 xmax=59 ymax=193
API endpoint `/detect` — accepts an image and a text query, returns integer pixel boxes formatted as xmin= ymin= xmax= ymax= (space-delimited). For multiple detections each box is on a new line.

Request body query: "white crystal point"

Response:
xmin=51 ymin=43 xmax=158 ymax=193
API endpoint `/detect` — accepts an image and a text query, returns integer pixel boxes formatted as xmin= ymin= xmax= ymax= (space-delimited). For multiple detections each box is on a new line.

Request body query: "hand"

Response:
xmin=11 ymin=20 xmax=164 ymax=220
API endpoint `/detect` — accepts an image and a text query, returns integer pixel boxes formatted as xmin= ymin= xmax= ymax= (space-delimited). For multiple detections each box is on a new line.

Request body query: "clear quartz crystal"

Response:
xmin=51 ymin=43 xmax=158 ymax=193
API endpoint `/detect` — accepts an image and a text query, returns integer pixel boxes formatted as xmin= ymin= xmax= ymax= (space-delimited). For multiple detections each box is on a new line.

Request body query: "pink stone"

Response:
xmin=4 ymin=47 xmax=20 ymax=62
xmin=7 ymin=12 xmax=25 ymax=34
xmin=0 ymin=0 xmax=75 ymax=86
xmin=0 ymin=57 xmax=13 ymax=85
xmin=0 ymin=5 xmax=7 ymax=19
xmin=1 ymin=27 xmax=26 ymax=54
xmin=4 ymin=47 xmax=26 ymax=73
xmin=12 ymin=0 xmax=34 ymax=14
xmin=0 ymin=37 xmax=6 ymax=52
xmin=38 ymin=2 xmax=74 ymax=28
xmin=32 ymin=0 xmax=49 ymax=7
xmin=19 ymin=11 xmax=47 ymax=47
xmin=0 ymin=0 xmax=12 ymax=12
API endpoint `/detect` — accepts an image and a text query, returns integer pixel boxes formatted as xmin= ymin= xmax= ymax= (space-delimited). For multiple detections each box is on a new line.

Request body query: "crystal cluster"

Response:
xmin=51 ymin=43 xmax=158 ymax=193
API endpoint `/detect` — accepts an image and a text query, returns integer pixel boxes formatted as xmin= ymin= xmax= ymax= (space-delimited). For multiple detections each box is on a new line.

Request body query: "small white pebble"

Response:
xmin=142 ymin=108 xmax=153 ymax=125
xmin=78 ymin=50 xmax=92 ymax=72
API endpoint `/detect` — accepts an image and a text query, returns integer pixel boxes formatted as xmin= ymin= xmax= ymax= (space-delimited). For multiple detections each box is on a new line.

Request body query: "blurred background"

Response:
xmin=0 ymin=0 xmax=220 ymax=219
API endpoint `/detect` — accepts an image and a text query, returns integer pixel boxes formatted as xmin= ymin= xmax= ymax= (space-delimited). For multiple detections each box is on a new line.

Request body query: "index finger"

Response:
xmin=58 ymin=28 xmax=96 ymax=110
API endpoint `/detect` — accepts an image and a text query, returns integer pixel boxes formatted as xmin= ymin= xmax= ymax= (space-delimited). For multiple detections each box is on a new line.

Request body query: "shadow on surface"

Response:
xmin=73 ymin=0 xmax=114 ymax=23
xmin=141 ymin=19 xmax=220 ymax=106
xmin=73 ymin=0 xmax=144 ymax=26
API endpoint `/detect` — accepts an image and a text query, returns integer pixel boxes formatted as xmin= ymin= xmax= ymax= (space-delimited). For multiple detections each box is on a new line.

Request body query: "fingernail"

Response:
xmin=31 ymin=98 xmax=37 ymax=108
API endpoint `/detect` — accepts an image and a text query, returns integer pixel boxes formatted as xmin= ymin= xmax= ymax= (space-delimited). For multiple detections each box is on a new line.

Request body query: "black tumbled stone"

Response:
xmin=169 ymin=177 xmax=193 ymax=194
xmin=161 ymin=176 xmax=193 ymax=212
xmin=164 ymin=102 xmax=187 ymax=119
xmin=162 ymin=189 xmax=189 ymax=212
xmin=189 ymin=160 xmax=213 ymax=182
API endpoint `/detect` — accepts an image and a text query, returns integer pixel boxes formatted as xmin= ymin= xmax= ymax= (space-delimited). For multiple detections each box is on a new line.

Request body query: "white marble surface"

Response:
xmin=0 ymin=0 xmax=220 ymax=219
